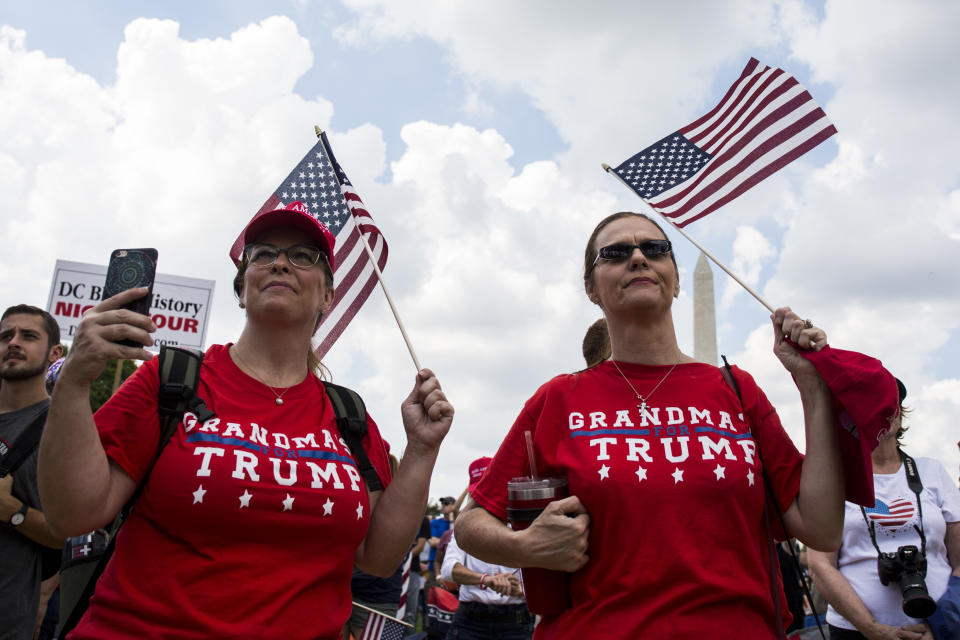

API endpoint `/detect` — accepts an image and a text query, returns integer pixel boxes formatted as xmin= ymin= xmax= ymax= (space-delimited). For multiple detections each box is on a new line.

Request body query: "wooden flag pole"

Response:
xmin=602 ymin=163 xmax=776 ymax=314
xmin=316 ymin=127 xmax=423 ymax=371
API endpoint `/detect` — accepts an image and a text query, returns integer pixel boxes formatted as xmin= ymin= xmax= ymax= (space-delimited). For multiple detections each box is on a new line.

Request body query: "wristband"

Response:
xmin=478 ymin=573 xmax=488 ymax=589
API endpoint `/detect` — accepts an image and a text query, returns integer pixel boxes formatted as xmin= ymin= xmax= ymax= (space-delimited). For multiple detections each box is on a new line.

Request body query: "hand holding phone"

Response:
xmin=103 ymin=248 xmax=158 ymax=346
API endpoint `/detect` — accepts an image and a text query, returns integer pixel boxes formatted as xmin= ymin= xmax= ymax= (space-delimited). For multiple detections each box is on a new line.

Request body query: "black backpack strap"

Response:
xmin=324 ymin=382 xmax=383 ymax=492
xmin=0 ymin=408 xmax=48 ymax=477
xmin=60 ymin=346 xmax=213 ymax=636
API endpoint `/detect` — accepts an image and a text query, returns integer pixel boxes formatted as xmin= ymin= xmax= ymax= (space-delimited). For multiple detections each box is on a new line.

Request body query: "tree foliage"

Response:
xmin=89 ymin=359 xmax=138 ymax=412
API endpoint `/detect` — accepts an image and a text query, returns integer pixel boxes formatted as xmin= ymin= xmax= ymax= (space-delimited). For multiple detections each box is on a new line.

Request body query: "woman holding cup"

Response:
xmin=455 ymin=211 xmax=845 ymax=638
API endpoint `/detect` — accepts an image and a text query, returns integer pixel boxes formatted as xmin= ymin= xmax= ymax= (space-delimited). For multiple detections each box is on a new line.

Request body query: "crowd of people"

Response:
xmin=1 ymin=205 xmax=958 ymax=639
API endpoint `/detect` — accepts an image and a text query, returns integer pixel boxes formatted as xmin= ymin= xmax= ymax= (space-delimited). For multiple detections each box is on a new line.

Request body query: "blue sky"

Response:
xmin=2 ymin=0 xmax=958 ymax=492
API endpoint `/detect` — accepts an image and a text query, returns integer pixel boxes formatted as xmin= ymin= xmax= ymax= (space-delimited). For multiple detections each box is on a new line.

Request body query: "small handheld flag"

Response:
xmin=611 ymin=57 xmax=836 ymax=227
xmin=356 ymin=602 xmax=412 ymax=640
xmin=230 ymin=131 xmax=391 ymax=360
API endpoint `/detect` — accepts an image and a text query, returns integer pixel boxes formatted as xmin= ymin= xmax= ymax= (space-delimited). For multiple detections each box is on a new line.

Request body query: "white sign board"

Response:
xmin=46 ymin=260 xmax=215 ymax=351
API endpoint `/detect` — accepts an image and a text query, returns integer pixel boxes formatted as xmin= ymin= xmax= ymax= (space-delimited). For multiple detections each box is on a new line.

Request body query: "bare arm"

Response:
xmin=771 ymin=308 xmax=844 ymax=551
xmin=455 ymin=496 xmax=589 ymax=571
xmin=947 ymin=521 xmax=960 ymax=574
xmin=38 ymin=288 xmax=154 ymax=537
xmin=354 ymin=368 xmax=453 ymax=576
xmin=807 ymin=548 xmax=914 ymax=640
xmin=0 ymin=475 xmax=62 ymax=548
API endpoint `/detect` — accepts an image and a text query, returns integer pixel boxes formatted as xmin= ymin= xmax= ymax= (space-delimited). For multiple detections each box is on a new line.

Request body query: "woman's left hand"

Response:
xmin=898 ymin=623 xmax=933 ymax=640
xmin=401 ymin=368 xmax=454 ymax=452
xmin=771 ymin=306 xmax=826 ymax=378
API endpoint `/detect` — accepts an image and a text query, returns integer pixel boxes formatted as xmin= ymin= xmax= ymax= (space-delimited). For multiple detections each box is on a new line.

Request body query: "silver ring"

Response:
xmin=803 ymin=318 xmax=813 ymax=329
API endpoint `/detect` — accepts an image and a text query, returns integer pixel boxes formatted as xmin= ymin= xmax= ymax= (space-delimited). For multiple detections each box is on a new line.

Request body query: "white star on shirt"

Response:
xmin=598 ymin=464 xmax=610 ymax=480
xmin=192 ymin=485 xmax=206 ymax=504
xmin=713 ymin=465 xmax=726 ymax=481
xmin=635 ymin=466 xmax=647 ymax=482
xmin=356 ymin=503 xmax=364 ymax=520
xmin=282 ymin=493 xmax=295 ymax=511
xmin=238 ymin=490 xmax=252 ymax=509
xmin=322 ymin=498 xmax=334 ymax=516
xmin=672 ymin=467 xmax=684 ymax=484
xmin=747 ymin=470 xmax=755 ymax=486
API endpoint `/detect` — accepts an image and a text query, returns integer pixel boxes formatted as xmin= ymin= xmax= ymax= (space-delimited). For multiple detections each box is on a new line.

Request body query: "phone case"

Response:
xmin=103 ymin=248 xmax=158 ymax=346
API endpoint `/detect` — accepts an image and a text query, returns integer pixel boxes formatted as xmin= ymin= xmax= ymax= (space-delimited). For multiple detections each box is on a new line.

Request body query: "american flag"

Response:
xmin=230 ymin=132 xmax=388 ymax=357
xmin=866 ymin=497 xmax=915 ymax=528
xmin=395 ymin=551 xmax=412 ymax=620
xmin=612 ymin=57 xmax=837 ymax=227
xmin=359 ymin=609 xmax=407 ymax=640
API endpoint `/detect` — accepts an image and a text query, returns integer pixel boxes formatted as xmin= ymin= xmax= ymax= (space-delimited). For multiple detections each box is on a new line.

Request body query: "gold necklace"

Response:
xmin=609 ymin=359 xmax=679 ymax=414
xmin=231 ymin=346 xmax=296 ymax=406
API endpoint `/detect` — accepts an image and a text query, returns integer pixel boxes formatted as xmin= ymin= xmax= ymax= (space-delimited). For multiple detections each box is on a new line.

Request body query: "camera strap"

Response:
xmin=859 ymin=449 xmax=926 ymax=557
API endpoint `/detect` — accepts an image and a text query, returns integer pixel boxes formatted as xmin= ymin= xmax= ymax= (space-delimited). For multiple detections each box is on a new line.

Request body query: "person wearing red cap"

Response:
xmin=808 ymin=380 xmax=960 ymax=640
xmin=457 ymin=211 xmax=846 ymax=639
xmin=38 ymin=201 xmax=454 ymax=639
xmin=440 ymin=457 xmax=533 ymax=639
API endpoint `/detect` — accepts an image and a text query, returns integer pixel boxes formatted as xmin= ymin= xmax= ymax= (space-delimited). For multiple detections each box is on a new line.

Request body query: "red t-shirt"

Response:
xmin=71 ymin=344 xmax=391 ymax=640
xmin=472 ymin=361 xmax=804 ymax=639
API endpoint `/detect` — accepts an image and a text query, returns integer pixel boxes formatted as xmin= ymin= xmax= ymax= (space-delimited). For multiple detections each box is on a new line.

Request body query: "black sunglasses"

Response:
xmin=592 ymin=240 xmax=672 ymax=269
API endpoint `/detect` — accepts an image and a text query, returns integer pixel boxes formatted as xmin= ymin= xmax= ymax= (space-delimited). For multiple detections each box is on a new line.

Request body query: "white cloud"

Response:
xmin=3 ymin=1 xmax=958 ymax=492
xmin=721 ymin=225 xmax=777 ymax=310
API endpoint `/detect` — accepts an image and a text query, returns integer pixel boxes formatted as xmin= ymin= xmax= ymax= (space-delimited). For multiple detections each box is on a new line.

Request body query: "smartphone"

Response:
xmin=103 ymin=248 xmax=158 ymax=346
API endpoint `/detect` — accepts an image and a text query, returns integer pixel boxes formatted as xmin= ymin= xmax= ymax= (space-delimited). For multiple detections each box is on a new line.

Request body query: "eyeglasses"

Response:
xmin=242 ymin=243 xmax=326 ymax=269
xmin=592 ymin=240 xmax=672 ymax=269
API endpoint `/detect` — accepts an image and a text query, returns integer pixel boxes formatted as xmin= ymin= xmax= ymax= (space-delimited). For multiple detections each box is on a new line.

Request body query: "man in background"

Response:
xmin=0 ymin=305 xmax=64 ymax=640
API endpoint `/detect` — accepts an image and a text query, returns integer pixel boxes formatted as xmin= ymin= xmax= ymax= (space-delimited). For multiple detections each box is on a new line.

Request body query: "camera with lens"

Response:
xmin=877 ymin=545 xmax=936 ymax=618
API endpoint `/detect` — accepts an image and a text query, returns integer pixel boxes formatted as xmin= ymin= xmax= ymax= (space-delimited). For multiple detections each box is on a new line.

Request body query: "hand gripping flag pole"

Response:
xmin=602 ymin=57 xmax=838 ymax=315
xmin=316 ymin=127 xmax=423 ymax=371
xmin=602 ymin=163 xmax=776 ymax=313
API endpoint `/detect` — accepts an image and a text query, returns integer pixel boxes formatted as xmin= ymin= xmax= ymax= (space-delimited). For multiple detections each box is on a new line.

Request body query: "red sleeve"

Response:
xmin=732 ymin=366 xmax=803 ymax=516
xmin=94 ymin=357 xmax=163 ymax=485
xmin=361 ymin=413 xmax=392 ymax=490
xmin=471 ymin=382 xmax=553 ymax=521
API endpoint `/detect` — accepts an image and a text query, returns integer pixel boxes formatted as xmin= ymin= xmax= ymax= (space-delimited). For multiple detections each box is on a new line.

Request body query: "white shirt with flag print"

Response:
xmin=827 ymin=457 xmax=960 ymax=630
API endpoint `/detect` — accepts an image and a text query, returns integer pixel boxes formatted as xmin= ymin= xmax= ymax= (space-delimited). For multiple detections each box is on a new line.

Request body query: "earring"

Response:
xmin=239 ymin=302 xmax=245 ymax=309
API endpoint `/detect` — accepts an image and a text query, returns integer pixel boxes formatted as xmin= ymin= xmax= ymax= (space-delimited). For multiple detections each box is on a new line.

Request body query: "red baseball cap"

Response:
xmin=468 ymin=456 xmax=492 ymax=493
xmin=231 ymin=201 xmax=336 ymax=270
xmin=797 ymin=343 xmax=899 ymax=507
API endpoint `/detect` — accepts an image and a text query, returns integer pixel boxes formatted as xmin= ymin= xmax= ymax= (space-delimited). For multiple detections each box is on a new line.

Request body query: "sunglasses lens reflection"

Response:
xmin=598 ymin=240 xmax=671 ymax=262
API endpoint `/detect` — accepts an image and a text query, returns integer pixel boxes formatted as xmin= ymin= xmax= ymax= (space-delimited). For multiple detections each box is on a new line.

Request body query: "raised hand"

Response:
xmin=400 ymin=368 xmax=454 ymax=453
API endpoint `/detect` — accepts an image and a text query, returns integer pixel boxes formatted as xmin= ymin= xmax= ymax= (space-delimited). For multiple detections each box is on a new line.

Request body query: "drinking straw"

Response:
xmin=524 ymin=430 xmax=539 ymax=481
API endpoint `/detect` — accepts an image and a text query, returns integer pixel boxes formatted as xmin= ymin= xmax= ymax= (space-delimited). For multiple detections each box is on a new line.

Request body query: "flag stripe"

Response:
xmin=233 ymin=133 xmax=388 ymax=358
xmin=665 ymin=122 xmax=837 ymax=226
xmin=684 ymin=65 xmax=785 ymax=146
xmin=612 ymin=57 xmax=836 ymax=227
xmin=681 ymin=57 xmax=765 ymax=136
xmin=693 ymin=72 xmax=796 ymax=154
xmin=653 ymin=107 xmax=832 ymax=217
xmin=396 ymin=552 xmax=412 ymax=619
xmin=315 ymin=233 xmax=386 ymax=357
xmin=655 ymin=85 xmax=815 ymax=210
